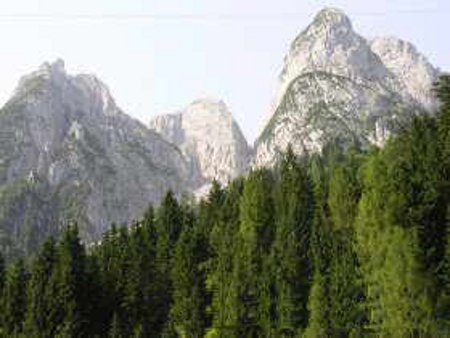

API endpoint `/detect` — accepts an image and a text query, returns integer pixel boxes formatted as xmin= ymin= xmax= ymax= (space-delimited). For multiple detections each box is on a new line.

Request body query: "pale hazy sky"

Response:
xmin=0 ymin=1 xmax=449 ymax=142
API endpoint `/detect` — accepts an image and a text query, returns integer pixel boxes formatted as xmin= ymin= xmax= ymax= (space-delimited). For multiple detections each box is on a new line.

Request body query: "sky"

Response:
xmin=0 ymin=1 xmax=448 ymax=143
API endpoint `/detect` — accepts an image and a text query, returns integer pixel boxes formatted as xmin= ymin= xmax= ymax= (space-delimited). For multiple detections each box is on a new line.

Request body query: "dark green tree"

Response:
xmin=327 ymin=153 xmax=366 ymax=336
xmin=2 ymin=258 xmax=28 ymax=336
xmin=272 ymin=146 xmax=313 ymax=337
xmin=50 ymin=224 xmax=90 ymax=337
xmin=24 ymin=237 xmax=57 ymax=337
xmin=234 ymin=169 xmax=275 ymax=337
xmin=355 ymin=149 xmax=434 ymax=336
xmin=170 ymin=202 xmax=206 ymax=337
xmin=153 ymin=191 xmax=183 ymax=335
xmin=206 ymin=179 xmax=243 ymax=338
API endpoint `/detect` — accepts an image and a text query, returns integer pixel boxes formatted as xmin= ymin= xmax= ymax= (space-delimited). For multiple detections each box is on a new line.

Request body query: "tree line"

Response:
xmin=1 ymin=76 xmax=450 ymax=337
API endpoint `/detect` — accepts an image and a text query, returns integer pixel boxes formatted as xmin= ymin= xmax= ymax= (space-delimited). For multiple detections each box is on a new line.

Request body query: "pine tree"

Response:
xmin=122 ymin=218 xmax=156 ymax=336
xmin=272 ymin=146 xmax=313 ymax=336
xmin=303 ymin=152 xmax=333 ymax=337
xmin=0 ymin=251 xmax=4 ymax=294
xmin=24 ymin=237 xmax=57 ymax=337
xmin=50 ymin=224 xmax=90 ymax=337
xmin=234 ymin=169 xmax=275 ymax=337
xmin=327 ymin=153 xmax=366 ymax=335
xmin=355 ymin=150 xmax=434 ymax=336
xmin=207 ymin=179 xmax=243 ymax=337
xmin=435 ymin=75 xmax=450 ymax=173
xmin=108 ymin=312 xmax=124 ymax=338
xmin=170 ymin=203 xmax=206 ymax=337
xmin=436 ymin=207 xmax=450 ymax=333
xmin=2 ymin=258 xmax=28 ymax=336
xmin=153 ymin=191 xmax=183 ymax=335
xmin=303 ymin=268 xmax=328 ymax=338
xmin=0 ymin=250 xmax=4 ymax=335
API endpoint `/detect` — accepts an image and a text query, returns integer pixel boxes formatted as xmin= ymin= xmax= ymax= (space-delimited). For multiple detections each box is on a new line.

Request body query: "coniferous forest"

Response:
xmin=1 ymin=76 xmax=450 ymax=337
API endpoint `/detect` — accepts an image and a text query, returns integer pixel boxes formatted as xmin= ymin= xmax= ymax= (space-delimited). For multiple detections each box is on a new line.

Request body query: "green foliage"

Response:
xmin=234 ymin=168 xmax=275 ymax=337
xmin=207 ymin=179 xmax=242 ymax=338
xmin=2 ymin=258 xmax=28 ymax=335
xmin=24 ymin=237 xmax=57 ymax=337
xmin=170 ymin=203 xmax=206 ymax=337
xmin=272 ymin=146 xmax=314 ymax=336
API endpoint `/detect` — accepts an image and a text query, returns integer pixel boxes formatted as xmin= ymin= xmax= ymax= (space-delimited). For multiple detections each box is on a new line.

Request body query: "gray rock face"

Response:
xmin=255 ymin=8 xmax=437 ymax=166
xmin=0 ymin=59 xmax=189 ymax=252
xmin=150 ymin=98 xmax=251 ymax=188
xmin=370 ymin=36 xmax=440 ymax=110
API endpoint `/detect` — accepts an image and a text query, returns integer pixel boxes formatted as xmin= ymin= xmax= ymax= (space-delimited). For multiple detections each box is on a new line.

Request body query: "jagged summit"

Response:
xmin=150 ymin=99 xmax=251 ymax=187
xmin=39 ymin=58 xmax=66 ymax=74
xmin=311 ymin=7 xmax=352 ymax=31
xmin=185 ymin=97 xmax=233 ymax=121
xmin=11 ymin=60 xmax=120 ymax=116
xmin=276 ymin=8 xmax=396 ymax=111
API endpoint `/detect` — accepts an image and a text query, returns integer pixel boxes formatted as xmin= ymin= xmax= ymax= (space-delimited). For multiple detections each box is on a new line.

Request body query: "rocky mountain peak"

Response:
xmin=185 ymin=97 xmax=233 ymax=122
xmin=39 ymin=58 xmax=66 ymax=75
xmin=310 ymin=7 xmax=352 ymax=33
xmin=150 ymin=98 xmax=251 ymax=188
xmin=275 ymin=7 xmax=395 ymax=112
xmin=255 ymin=7 xmax=437 ymax=167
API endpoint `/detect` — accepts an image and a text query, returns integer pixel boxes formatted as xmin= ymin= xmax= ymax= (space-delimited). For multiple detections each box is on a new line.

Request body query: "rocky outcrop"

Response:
xmin=370 ymin=36 xmax=440 ymax=110
xmin=150 ymin=98 xmax=251 ymax=188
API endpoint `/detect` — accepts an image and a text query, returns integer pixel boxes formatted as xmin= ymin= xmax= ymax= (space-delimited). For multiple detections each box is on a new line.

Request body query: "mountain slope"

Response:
xmin=370 ymin=36 xmax=440 ymax=110
xmin=0 ymin=60 xmax=189 ymax=256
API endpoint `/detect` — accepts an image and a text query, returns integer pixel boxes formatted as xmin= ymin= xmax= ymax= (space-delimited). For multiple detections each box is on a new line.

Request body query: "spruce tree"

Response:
xmin=327 ymin=154 xmax=366 ymax=335
xmin=153 ymin=191 xmax=183 ymax=335
xmin=50 ymin=224 xmax=90 ymax=337
xmin=0 ymin=251 xmax=4 ymax=294
xmin=207 ymin=179 xmax=243 ymax=337
xmin=272 ymin=146 xmax=313 ymax=336
xmin=24 ymin=237 xmax=57 ymax=337
xmin=170 ymin=203 xmax=206 ymax=337
xmin=234 ymin=169 xmax=275 ymax=337
xmin=355 ymin=150 xmax=434 ymax=336
xmin=2 ymin=258 xmax=28 ymax=336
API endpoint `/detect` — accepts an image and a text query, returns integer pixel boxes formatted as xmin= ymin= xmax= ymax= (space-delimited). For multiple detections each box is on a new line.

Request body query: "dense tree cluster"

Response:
xmin=1 ymin=76 xmax=450 ymax=337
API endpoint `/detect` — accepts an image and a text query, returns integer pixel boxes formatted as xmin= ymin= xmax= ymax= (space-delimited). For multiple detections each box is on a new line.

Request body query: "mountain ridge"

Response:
xmin=0 ymin=7 xmax=443 ymax=256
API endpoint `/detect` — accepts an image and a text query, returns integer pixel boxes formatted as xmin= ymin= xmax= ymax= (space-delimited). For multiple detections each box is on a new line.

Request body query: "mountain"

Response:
xmin=150 ymin=98 xmax=251 ymax=190
xmin=254 ymin=8 xmax=439 ymax=166
xmin=0 ymin=59 xmax=189 ymax=256
xmin=0 ymin=7 xmax=443 ymax=256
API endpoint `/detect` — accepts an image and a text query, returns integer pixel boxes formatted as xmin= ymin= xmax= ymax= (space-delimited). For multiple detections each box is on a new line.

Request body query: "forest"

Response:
xmin=1 ymin=75 xmax=450 ymax=337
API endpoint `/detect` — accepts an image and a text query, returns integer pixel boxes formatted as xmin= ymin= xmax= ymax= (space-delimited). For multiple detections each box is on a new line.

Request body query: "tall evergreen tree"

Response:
xmin=355 ymin=150 xmax=434 ymax=336
xmin=2 ymin=258 xmax=28 ymax=336
xmin=24 ymin=237 xmax=57 ymax=337
xmin=153 ymin=191 xmax=183 ymax=335
xmin=170 ymin=202 xmax=207 ymax=337
xmin=0 ymin=251 xmax=4 ymax=294
xmin=327 ymin=153 xmax=366 ymax=336
xmin=272 ymin=146 xmax=313 ymax=337
xmin=234 ymin=169 xmax=275 ymax=337
xmin=50 ymin=224 xmax=90 ymax=337
xmin=207 ymin=179 xmax=243 ymax=338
